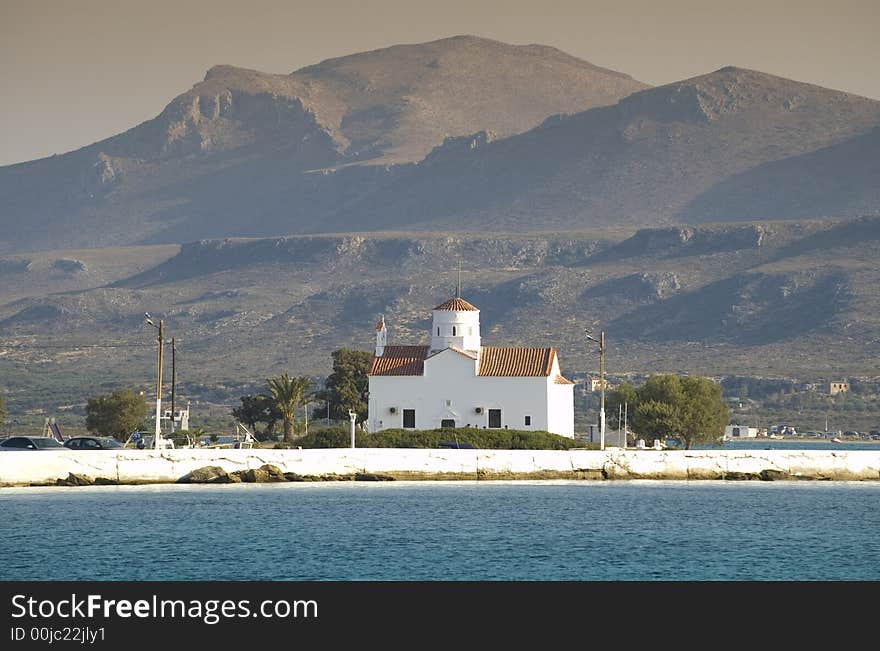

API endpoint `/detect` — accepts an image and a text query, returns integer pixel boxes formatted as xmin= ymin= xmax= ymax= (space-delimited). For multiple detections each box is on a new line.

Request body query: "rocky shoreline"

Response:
xmin=51 ymin=464 xmax=398 ymax=487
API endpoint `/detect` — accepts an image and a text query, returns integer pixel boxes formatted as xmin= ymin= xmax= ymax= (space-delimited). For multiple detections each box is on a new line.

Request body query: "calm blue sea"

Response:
xmin=711 ymin=440 xmax=880 ymax=451
xmin=2 ymin=480 xmax=878 ymax=581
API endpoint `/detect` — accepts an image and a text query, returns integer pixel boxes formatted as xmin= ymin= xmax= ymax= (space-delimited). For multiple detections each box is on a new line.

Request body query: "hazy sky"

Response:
xmin=2 ymin=0 xmax=878 ymax=166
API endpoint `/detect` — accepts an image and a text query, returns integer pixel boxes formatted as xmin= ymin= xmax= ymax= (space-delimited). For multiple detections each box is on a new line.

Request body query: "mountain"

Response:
xmin=4 ymin=58 xmax=878 ymax=253
xmin=678 ymin=127 xmax=880 ymax=223
xmin=328 ymin=67 xmax=880 ymax=232
xmin=0 ymin=35 xmax=646 ymax=253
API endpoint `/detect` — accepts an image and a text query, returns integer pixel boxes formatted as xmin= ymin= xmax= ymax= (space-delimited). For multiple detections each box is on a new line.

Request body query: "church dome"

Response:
xmin=433 ymin=297 xmax=479 ymax=311
xmin=430 ymin=294 xmax=480 ymax=353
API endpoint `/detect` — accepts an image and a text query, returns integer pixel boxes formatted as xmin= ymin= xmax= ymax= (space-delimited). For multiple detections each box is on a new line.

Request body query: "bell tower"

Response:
xmin=430 ymin=290 xmax=481 ymax=353
xmin=375 ymin=315 xmax=387 ymax=356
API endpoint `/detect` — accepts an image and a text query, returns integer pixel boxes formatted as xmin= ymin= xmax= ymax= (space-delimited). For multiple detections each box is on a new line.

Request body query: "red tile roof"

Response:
xmin=477 ymin=346 xmax=556 ymax=377
xmin=370 ymin=345 xmax=571 ymax=379
xmin=368 ymin=345 xmax=429 ymax=376
xmin=433 ymin=297 xmax=479 ymax=311
xmin=430 ymin=346 xmax=478 ymax=361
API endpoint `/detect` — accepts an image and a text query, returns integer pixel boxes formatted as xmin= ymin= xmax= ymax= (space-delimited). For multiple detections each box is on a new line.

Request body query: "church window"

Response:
xmin=445 ymin=400 xmax=451 ymax=406
xmin=437 ymin=327 xmax=440 ymax=336
xmin=452 ymin=326 xmax=457 ymax=336
xmin=488 ymin=409 xmax=502 ymax=428
xmin=469 ymin=327 xmax=473 ymax=335
xmin=525 ymin=416 xmax=531 ymax=426
xmin=403 ymin=409 xmax=416 ymax=429
xmin=440 ymin=419 xmax=455 ymax=429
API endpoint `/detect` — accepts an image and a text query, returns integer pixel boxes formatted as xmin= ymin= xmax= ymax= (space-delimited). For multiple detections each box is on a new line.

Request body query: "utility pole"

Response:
xmin=623 ymin=401 xmax=628 ymax=448
xmin=599 ymin=331 xmax=606 ymax=451
xmin=155 ymin=320 xmax=164 ymax=449
xmin=349 ymin=411 xmax=357 ymax=449
xmin=170 ymin=337 xmax=176 ymax=433
xmin=585 ymin=329 xmax=607 ymax=451
xmin=144 ymin=313 xmax=165 ymax=449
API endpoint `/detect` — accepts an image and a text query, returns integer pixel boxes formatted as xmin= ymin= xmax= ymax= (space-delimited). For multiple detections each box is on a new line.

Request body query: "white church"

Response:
xmin=366 ymin=289 xmax=575 ymax=437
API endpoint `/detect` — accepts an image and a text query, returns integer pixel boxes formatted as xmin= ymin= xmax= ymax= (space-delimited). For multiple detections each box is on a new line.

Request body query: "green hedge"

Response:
xmin=287 ymin=426 xmax=584 ymax=450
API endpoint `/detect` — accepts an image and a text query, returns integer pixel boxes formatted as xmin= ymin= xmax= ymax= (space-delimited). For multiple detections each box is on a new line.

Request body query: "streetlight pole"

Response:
xmin=585 ymin=329 xmax=606 ymax=451
xmin=599 ymin=331 xmax=605 ymax=451
xmin=145 ymin=313 xmax=164 ymax=450
xmin=170 ymin=337 xmax=176 ymax=434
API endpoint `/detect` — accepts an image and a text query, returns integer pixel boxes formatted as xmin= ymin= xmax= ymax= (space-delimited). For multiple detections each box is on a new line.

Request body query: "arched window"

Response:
xmin=437 ymin=327 xmax=440 ymax=336
xmin=452 ymin=326 xmax=457 ymax=336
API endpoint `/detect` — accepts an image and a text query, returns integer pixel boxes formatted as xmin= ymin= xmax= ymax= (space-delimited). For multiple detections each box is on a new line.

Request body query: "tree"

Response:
xmin=639 ymin=374 xmax=685 ymax=406
xmin=634 ymin=400 xmax=681 ymax=443
xmin=625 ymin=374 xmax=729 ymax=449
xmin=677 ymin=376 xmax=729 ymax=449
xmin=232 ymin=394 xmax=281 ymax=440
xmin=266 ymin=373 xmax=314 ymax=443
xmin=84 ymin=388 xmax=148 ymax=440
xmin=314 ymin=348 xmax=372 ymax=422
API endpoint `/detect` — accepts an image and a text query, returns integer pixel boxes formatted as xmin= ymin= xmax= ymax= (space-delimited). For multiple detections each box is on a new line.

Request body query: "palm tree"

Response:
xmin=266 ymin=373 xmax=313 ymax=443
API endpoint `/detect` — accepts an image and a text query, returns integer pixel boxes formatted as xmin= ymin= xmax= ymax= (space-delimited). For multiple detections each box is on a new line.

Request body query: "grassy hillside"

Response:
xmin=2 ymin=218 xmax=879 ymax=429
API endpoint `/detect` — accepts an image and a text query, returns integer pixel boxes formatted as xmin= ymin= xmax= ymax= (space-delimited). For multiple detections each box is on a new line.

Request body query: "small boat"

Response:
xmin=830 ymin=437 xmax=843 ymax=443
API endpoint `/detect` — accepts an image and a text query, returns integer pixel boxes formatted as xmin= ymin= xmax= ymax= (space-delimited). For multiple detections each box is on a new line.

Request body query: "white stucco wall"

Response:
xmin=547 ymin=379 xmax=574 ymax=438
xmin=368 ymin=348 xmax=565 ymax=433
xmin=545 ymin=355 xmax=574 ymax=437
xmin=1 ymin=449 xmax=878 ymax=486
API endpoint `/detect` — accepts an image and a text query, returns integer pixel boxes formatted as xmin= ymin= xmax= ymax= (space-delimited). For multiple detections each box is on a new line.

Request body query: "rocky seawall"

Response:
xmin=1 ymin=449 xmax=879 ymax=487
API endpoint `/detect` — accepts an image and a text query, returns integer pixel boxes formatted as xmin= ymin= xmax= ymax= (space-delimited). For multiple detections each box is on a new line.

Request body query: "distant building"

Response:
xmin=152 ymin=405 xmax=190 ymax=432
xmin=587 ymin=376 xmax=611 ymax=392
xmin=724 ymin=425 xmax=758 ymax=440
xmin=367 ymin=291 xmax=575 ymax=437
xmin=829 ymin=381 xmax=849 ymax=396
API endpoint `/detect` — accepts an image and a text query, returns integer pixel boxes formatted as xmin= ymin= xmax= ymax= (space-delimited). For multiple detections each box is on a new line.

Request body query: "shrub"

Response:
xmin=294 ymin=426 xmax=581 ymax=450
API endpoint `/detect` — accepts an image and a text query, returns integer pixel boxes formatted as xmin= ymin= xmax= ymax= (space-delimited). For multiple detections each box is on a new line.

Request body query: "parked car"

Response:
xmin=0 ymin=436 xmax=64 ymax=450
xmin=63 ymin=436 xmax=123 ymax=450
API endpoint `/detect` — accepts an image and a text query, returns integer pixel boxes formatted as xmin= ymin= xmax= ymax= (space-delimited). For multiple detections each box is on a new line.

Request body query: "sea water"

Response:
xmin=1 ymin=481 xmax=878 ymax=581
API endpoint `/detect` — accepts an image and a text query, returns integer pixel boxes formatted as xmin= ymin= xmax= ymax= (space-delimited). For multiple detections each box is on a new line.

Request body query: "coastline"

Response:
xmin=725 ymin=437 xmax=880 ymax=444
xmin=1 ymin=448 xmax=879 ymax=487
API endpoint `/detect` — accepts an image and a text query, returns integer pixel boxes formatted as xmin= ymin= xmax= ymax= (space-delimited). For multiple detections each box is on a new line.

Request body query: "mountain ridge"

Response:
xmin=0 ymin=35 xmax=651 ymax=253
xmin=1 ymin=40 xmax=879 ymax=254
